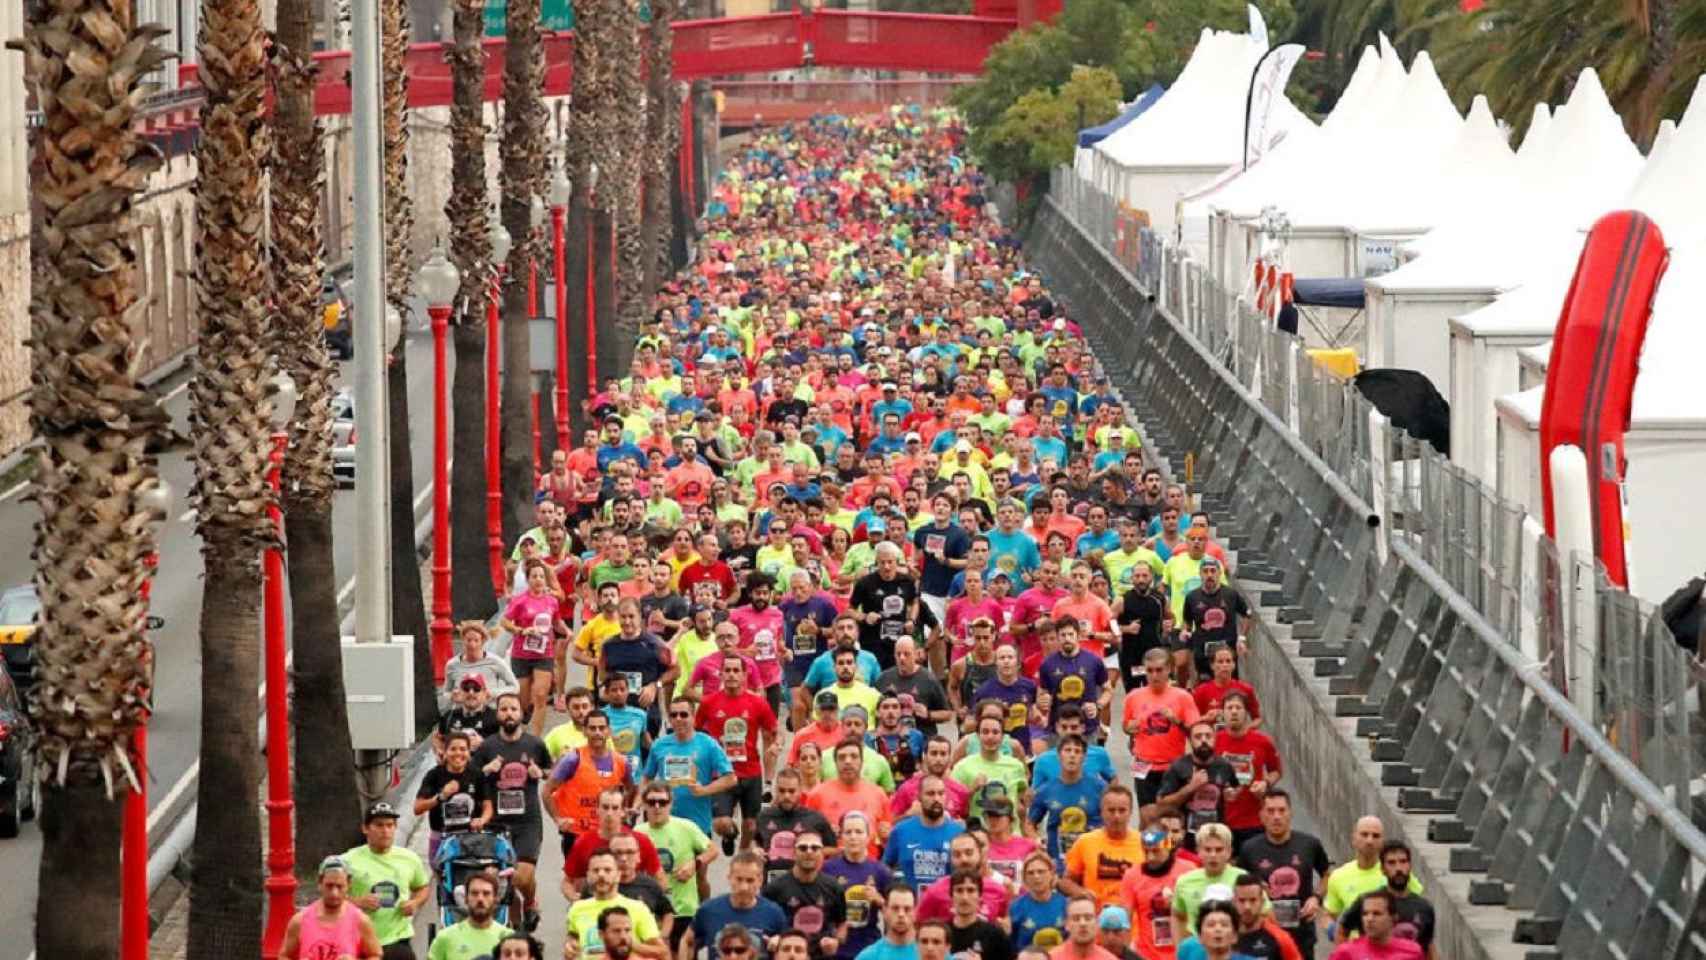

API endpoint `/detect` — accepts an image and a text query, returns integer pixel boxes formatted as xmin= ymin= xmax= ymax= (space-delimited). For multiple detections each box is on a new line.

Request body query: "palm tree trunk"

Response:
xmin=565 ymin=193 xmax=591 ymax=433
xmin=499 ymin=0 xmax=547 ymax=543
xmin=566 ymin=0 xmax=602 ymax=413
xmin=641 ymin=0 xmax=678 ymax=301
xmin=187 ymin=0 xmax=274 ymax=950
xmin=382 ymin=0 xmax=437 ymax=731
xmin=21 ymin=0 xmax=168 ymax=951
xmin=611 ymin=6 xmax=645 ymax=373
xmin=447 ymin=0 xmax=499 ymax=619
xmin=274 ymin=0 xmax=362 ymax=881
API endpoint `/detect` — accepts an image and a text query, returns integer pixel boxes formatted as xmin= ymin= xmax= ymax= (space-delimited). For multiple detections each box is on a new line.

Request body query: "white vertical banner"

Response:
xmin=1247 ymin=4 xmax=1269 ymax=53
xmin=1245 ymin=44 xmax=1306 ymax=169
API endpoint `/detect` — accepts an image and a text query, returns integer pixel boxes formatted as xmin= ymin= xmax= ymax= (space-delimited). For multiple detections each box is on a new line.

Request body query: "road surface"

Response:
xmin=0 ymin=323 xmax=445 ymax=959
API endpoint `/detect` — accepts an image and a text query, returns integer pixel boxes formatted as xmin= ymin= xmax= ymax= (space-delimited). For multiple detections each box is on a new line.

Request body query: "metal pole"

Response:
xmin=351 ymin=0 xmax=392 ymax=644
xmin=261 ymin=433 xmax=296 ymax=958
xmin=120 ymin=556 xmax=154 ymax=960
xmin=486 ymin=271 xmax=507 ymax=598
xmin=552 ymin=204 xmax=570 ymax=449
xmin=429 ymin=304 xmax=454 ymax=680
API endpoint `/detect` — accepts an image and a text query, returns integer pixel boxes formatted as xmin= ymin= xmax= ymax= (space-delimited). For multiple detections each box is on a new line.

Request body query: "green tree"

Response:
xmin=987 ymin=66 xmax=1124 ymax=178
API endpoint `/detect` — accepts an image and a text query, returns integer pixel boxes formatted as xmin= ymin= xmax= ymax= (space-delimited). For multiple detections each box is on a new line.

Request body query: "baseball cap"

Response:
xmin=882 ymin=381 xmax=898 ymax=391
xmin=954 ymin=439 xmax=972 ymax=453
xmin=840 ymin=704 xmax=869 ymax=722
xmin=1140 ymin=828 xmax=1169 ymax=848
xmin=365 ymin=801 xmax=401 ymax=823
xmin=459 ymin=674 xmax=487 ymax=691
xmin=1052 ymin=318 xmax=1067 ymax=331
xmin=1098 ymin=906 xmax=1131 ymax=931
xmin=1200 ymin=556 xmax=1222 ymax=570
xmin=317 ymin=855 xmax=352 ymax=878
xmin=814 ymin=690 xmax=840 ymax=710
xmin=905 ymin=431 xmax=922 ymax=443
xmin=982 ymin=797 xmax=1014 ymax=818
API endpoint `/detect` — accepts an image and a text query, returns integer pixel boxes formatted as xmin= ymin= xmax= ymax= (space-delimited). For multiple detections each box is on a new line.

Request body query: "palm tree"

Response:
xmin=642 ymin=0 xmax=680 ymax=297
xmin=1433 ymin=0 xmax=1699 ymax=145
xmin=447 ymin=0 xmax=500 ymax=619
xmin=566 ymin=0 xmax=608 ymax=425
xmin=381 ymin=0 xmax=437 ymax=730
xmin=498 ymin=0 xmax=547 ymax=543
xmin=187 ymin=0 xmax=274 ymax=949
xmin=610 ymin=0 xmax=646 ymax=372
xmin=573 ymin=0 xmax=622 ymax=387
xmin=273 ymin=0 xmax=361 ymax=879
xmin=19 ymin=1 xmax=169 ymax=953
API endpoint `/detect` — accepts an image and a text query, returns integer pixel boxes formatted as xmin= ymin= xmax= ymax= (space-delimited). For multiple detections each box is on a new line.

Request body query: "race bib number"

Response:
xmin=1005 ymin=701 xmax=1028 ymax=731
xmin=372 ymin=881 xmax=400 ymax=909
xmin=845 ymin=885 xmax=873 ymax=926
xmin=1058 ymin=806 xmax=1087 ymax=854
xmin=795 ymin=629 xmax=817 ymax=654
xmin=1226 ymin=753 xmax=1254 ymax=785
xmin=753 ymin=629 xmax=777 ymax=660
xmin=497 ymin=789 xmax=526 ymax=816
xmin=520 ymin=624 xmax=551 ymax=656
xmin=1132 ymin=762 xmax=1152 ymax=779
xmin=722 ymin=718 xmax=750 ymax=762
xmin=925 ymin=534 xmax=946 ymax=556
xmin=881 ymin=619 xmax=904 ymax=639
xmin=443 ymin=793 xmax=474 ymax=830
xmin=1151 ymin=916 xmax=1174 ymax=947
xmin=624 ymin=671 xmax=645 ymax=694
xmin=664 ymin=755 xmax=695 ymax=784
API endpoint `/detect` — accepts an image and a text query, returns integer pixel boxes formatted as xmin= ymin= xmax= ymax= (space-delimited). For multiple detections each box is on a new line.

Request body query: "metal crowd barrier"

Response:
xmin=1335 ymin=539 xmax=1706 ymax=959
xmin=1044 ymin=165 xmax=1703 ymax=797
xmin=1032 ymin=176 xmax=1706 ymax=959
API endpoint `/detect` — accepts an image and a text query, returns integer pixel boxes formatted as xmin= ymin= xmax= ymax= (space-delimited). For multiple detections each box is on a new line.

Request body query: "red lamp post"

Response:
xmin=418 ymin=249 xmax=461 ymax=680
xmin=261 ymin=419 xmax=295 ymax=959
xmin=486 ymin=223 xmax=512 ymax=599
xmin=550 ymin=165 xmax=572 ymax=451
xmin=585 ymin=163 xmax=600 ymax=398
xmin=121 ymin=538 xmax=163 ymax=960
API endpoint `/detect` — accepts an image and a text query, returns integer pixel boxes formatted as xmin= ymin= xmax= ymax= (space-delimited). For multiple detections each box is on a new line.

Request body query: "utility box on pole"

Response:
xmin=341 ymin=636 xmax=417 ymax=749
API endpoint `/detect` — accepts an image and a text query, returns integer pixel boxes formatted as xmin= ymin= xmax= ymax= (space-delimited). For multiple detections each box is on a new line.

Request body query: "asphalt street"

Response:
xmin=0 ymin=323 xmax=443 ymax=959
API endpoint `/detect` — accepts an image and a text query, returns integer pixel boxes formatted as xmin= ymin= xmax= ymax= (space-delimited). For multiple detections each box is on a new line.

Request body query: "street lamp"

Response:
xmin=261 ymin=371 xmax=297 ymax=960
xmin=486 ymin=222 xmax=512 ymax=599
xmin=585 ymin=162 xmax=600 ymax=399
xmin=549 ymin=164 xmax=572 ymax=454
xmin=529 ymin=194 xmax=545 ymax=317
xmin=417 ymin=248 xmax=460 ymax=682
xmin=123 ymin=476 xmax=173 ymax=960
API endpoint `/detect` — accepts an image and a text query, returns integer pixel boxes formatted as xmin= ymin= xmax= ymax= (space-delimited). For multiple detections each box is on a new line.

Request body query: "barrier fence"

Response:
xmin=1035 ymin=167 xmax=1706 ymax=959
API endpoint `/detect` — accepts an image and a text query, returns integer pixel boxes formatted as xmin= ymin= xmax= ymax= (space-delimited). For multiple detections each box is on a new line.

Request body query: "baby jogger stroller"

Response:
xmin=427 ymin=829 xmax=523 ymax=940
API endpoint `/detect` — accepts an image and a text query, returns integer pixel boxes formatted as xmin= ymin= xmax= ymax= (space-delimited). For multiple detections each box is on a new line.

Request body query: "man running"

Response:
xmin=281 ymin=856 xmax=383 ymax=960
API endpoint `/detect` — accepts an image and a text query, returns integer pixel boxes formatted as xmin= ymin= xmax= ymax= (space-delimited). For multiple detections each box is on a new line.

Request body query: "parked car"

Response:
xmin=332 ymin=388 xmax=356 ymax=486
xmin=0 ymin=585 xmax=40 ymax=691
xmin=0 ymin=658 xmax=38 ymax=838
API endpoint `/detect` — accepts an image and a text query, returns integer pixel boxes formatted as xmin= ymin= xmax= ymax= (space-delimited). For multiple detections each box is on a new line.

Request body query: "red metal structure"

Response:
xmin=261 ymin=433 xmax=295 ymax=959
xmin=170 ymin=9 xmax=1019 ymax=118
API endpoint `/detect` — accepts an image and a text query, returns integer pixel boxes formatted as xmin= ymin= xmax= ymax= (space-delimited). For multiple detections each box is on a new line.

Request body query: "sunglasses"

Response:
xmin=670 ymin=711 xmax=692 ymax=718
xmin=721 ymin=948 xmax=751 ymax=957
xmin=645 ymin=798 xmax=670 ymax=807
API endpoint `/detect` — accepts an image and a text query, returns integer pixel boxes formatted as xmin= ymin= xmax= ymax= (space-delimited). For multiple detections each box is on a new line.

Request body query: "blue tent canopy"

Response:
xmin=1077 ymin=84 xmax=1166 ymax=148
xmin=1292 ymin=278 xmax=1366 ymax=309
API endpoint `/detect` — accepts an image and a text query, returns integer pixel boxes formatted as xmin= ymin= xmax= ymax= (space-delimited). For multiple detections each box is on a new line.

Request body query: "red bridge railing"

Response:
xmin=172 ymin=9 xmax=1017 ymax=118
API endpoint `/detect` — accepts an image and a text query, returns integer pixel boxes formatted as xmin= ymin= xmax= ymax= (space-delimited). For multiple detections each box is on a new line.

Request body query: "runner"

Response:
xmin=341 ymin=802 xmax=432 ymax=959
xmin=280 ymin=856 xmax=383 ymax=960
xmin=472 ymin=693 xmax=553 ymax=928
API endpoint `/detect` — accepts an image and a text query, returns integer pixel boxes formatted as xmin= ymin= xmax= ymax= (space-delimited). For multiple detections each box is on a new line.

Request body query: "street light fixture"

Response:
xmin=416 ymin=248 xmax=460 ymax=681
xmin=485 ymin=222 xmax=511 ymax=599
xmin=549 ymin=165 xmax=572 ymax=454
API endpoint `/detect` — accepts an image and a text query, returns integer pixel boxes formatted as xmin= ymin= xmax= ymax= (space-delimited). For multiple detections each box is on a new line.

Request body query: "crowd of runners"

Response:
xmin=282 ymin=110 xmax=1438 ymax=960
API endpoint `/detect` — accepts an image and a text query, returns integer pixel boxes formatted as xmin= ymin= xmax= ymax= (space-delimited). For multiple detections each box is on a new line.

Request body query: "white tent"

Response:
xmin=1361 ymin=69 xmax=1642 ymax=395
xmin=1091 ymin=25 xmax=1314 ymax=240
xmin=1456 ymin=80 xmax=1705 ymax=491
xmin=1448 ymin=114 xmax=1686 ymax=486
xmin=1178 ymin=44 xmax=1379 ymax=279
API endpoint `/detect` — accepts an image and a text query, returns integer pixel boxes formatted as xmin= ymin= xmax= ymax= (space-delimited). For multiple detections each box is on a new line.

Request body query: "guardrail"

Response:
xmin=1035 ymin=167 xmax=1706 ymax=959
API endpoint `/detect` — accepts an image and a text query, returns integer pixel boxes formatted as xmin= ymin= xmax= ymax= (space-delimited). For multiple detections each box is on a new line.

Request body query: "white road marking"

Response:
xmin=0 ymin=481 xmax=26 ymax=503
xmin=177 ymin=508 xmax=197 ymax=524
